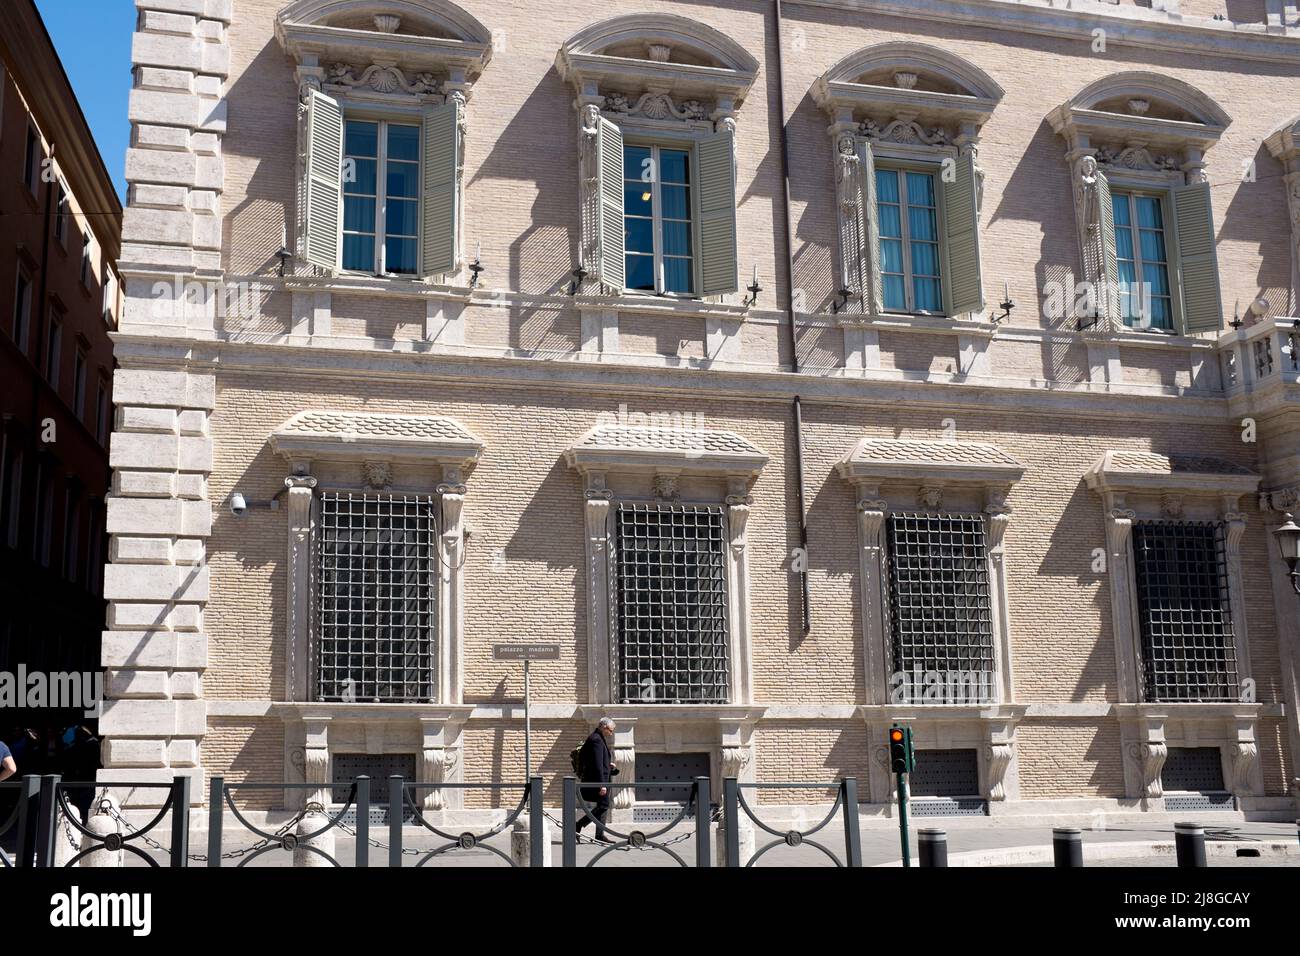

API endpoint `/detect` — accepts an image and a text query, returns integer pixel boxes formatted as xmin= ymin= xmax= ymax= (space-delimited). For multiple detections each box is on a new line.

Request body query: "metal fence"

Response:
xmin=4 ymin=773 xmax=863 ymax=868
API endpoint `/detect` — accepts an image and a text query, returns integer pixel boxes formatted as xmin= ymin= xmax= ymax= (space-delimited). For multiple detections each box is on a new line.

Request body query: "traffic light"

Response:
xmin=888 ymin=725 xmax=914 ymax=774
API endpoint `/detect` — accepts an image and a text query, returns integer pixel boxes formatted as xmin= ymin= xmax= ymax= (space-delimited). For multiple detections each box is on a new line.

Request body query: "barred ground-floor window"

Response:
xmin=612 ymin=502 xmax=730 ymax=705
xmin=885 ymin=511 xmax=997 ymax=704
xmin=316 ymin=492 xmax=438 ymax=703
xmin=1132 ymin=520 xmax=1238 ymax=703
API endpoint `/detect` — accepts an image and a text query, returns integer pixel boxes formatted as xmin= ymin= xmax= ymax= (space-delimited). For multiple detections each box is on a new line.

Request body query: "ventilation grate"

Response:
xmin=910 ymin=797 xmax=989 ymax=817
xmin=1162 ymin=746 xmax=1226 ymax=793
xmin=909 ymin=748 xmax=981 ymax=798
xmin=634 ymin=752 xmax=709 ymax=803
xmin=331 ymin=753 xmax=417 ymax=821
xmin=1164 ymin=793 xmax=1235 ymax=813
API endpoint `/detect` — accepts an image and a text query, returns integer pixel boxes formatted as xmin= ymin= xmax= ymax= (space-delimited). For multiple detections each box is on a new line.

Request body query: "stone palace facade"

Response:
xmin=103 ymin=0 xmax=1300 ymax=823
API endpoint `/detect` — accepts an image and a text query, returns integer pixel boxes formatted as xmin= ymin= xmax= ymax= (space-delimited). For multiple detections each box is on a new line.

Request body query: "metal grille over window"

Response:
xmin=885 ymin=513 xmax=996 ymax=703
xmin=613 ymin=503 xmax=729 ymax=704
xmin=317 ymin=493 xmax=437 ymax=703
xmin=1132 ymin=521 xmax=1238 ymax=702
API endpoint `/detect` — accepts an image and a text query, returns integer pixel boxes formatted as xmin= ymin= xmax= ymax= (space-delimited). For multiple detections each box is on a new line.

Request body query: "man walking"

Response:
xmin=575 ymin=717 xmax=617 ymax=844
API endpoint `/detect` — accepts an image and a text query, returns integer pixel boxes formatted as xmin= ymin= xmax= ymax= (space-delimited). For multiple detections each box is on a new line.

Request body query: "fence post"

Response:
xmin=207 ymin=776 xmax=223 ymax=868
xmin=169 ymin=776 xmax=191 ymax=867
xmin=1053 ymin=827 xmax=1083 ymax=867
xmin=695 ymin=776 xmax=711 ymax=868
xmin=16 ymin=775 xmax=41 ymax=868
xmin=354 ymin=776 xmax=370 ymax=868
xmin=918 ymin=828 xmax=948 ymax=867
xmin=842 ymin=777 xmax=862 ymax=867
xmin=34 ymin=775 xmax=60 ymax=868
xmin=1175 ymin=822 xmax=1207 ymax=868
xmin=529 ymin=777 xmax=545 ymax=867
xmin=724 ymin=777 xmax=740 ymax=867
xmin=562 ymin=775 xmax=577 ymax=868
xmin=388 ymin=776 xmax=403 ymax=868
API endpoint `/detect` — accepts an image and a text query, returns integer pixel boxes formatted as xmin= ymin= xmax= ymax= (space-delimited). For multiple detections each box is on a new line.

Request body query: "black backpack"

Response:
xmin=570 ymin=744 xmax=583 ymax=776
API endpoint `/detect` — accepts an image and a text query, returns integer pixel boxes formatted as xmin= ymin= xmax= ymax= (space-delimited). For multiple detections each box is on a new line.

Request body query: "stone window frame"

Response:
xmin=837 ymin=437 xmax=1028 ymax=810
xmin=1048 ymin=72 xmax=1230 ymax=336
xmin=557 ymin=14 xmax=759 ymax=361
xmin=276 ymin=0 xmax=492 ymax=286
xmin=564 ymin=422 xmax=768 ymax=707
xmin=268 ymin=410 xmax=483 ymax=708
xmin=1084 ymin=450 xmax=1265 ymax=805
xmin=811 ymin=43 xmax=1003 ymax=329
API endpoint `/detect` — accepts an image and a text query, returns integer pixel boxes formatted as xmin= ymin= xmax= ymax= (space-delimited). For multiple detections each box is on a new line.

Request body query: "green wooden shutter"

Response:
xmin=303 ymin=89 xmax=343 ymax=271
xmin=941 ymin=151 xmax=983 ymax=316
xmin=858 ymin=139 xmax=884 ymax=315
xmin=697 ymin=129 xmax=739 ymax=297
xmin=1172 ymin=181 xmax=1223 ymax=334
xmin=421 ymin=98 xmax=461 ymax=278
xmin=595 ymin=116 xmax=624 ymax=291
xmin=1096 ymin=169 xmax=1120 ymax=322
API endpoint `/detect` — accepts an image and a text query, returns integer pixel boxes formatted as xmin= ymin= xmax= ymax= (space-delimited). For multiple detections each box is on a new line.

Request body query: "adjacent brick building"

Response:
xmin=1 ymin=0 xmax=122 ymax=730
xmin=103 ymin=0 xmax=1300 ymax=826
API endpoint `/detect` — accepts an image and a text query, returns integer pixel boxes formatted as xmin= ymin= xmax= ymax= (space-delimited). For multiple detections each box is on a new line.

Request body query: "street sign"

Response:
xmin=493 ymin=644 xmax=560 ymax=661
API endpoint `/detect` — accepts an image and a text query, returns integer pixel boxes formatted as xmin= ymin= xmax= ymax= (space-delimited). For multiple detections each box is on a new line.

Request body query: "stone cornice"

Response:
xmin=1084 ymin=450 xmax=1261 ymax=498
xmin=108 ymin=332 xmax=1241 ymax=423
xmin=269 ymin=410 xmax=484 ymax=467
xmin=837 ymin=438 xmax=1026 ymax=487
xmin=791 ymin=0 xmax=1300 ymax=65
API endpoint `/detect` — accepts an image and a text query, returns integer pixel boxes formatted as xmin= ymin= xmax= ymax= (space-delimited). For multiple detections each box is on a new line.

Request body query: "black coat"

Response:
xmin=578 ymin=729 xmax=612 ymax=784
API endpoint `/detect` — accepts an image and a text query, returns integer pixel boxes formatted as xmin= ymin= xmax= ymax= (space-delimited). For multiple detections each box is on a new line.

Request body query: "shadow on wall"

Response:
xmin=1217 ymin=140 xmax=1295 ymax=317
xmin=469 ymin=67 xmax=578 ymax=298
xmin=1037 ymin=481 xmax=1120 ymax=703
xmin=221 ymin=37 xmax=300 ymax=281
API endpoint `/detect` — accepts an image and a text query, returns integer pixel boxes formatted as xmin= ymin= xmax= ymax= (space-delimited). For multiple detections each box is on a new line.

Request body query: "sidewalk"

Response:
xmin=82 ymin=818 xmax=1300 ymax=868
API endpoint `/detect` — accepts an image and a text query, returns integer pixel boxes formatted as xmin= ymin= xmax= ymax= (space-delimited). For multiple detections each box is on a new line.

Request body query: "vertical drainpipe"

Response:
xmin=773 ymin=0 xmax=812 ymax=636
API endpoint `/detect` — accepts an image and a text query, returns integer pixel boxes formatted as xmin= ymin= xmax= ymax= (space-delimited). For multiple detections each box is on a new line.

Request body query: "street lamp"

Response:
xmin=1273 ymin=514 xmax=1300 ymax=596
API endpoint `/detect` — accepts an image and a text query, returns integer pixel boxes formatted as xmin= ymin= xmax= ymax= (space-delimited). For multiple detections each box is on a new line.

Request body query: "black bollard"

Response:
xmin=1175 ymin=822 xmax=1207 ymax=868
xmin=918 ymin=827 xmax=948 ymax=867
xmin=1053 ymin=827 xmax=1083 ymax=867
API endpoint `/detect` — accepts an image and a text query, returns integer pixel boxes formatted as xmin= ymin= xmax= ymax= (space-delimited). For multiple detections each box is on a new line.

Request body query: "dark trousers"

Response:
xmin=576 ymin=785 xmax=610 ymax=838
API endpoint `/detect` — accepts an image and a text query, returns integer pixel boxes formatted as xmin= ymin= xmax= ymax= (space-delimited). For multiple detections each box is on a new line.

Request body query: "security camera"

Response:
xmin=229 ymin=493 xmax=248 ymax=517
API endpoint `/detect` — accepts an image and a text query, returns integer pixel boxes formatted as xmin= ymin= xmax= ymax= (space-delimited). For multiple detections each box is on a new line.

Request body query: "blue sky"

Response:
xmin=35 ymin=0 xmax=135 ymax=201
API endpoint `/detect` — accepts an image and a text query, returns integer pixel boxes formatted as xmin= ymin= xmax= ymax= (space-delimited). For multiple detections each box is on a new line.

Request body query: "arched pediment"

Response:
xmin=277 ymin=0 xmax=490 ymax=43
xmin=276 ymin=0 xmax=492 ymax=86
xmin=561 ymin=15 xmax=758 ymax=74
xmin=821 ymin=42 xmax=1004 ymax=101
xmin=812 ymin=42 xmax=1002 ymax=132
xmin=557 ymin=14 xmax=758 ymax=107
xmin=1067 ymin=72 xmax=1230 ymax=129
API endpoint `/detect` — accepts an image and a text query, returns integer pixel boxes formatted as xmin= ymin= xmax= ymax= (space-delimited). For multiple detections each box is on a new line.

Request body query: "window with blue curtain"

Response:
xmin=343 ymin=120 xmax=420 ymax=275
xmin=876 ymin=168 xmax=943 ymax=313
xmin=1113 ymin=191 xmax=1173 ymax=331
xmin=623 ymin=144 xmax=694 ymax=295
